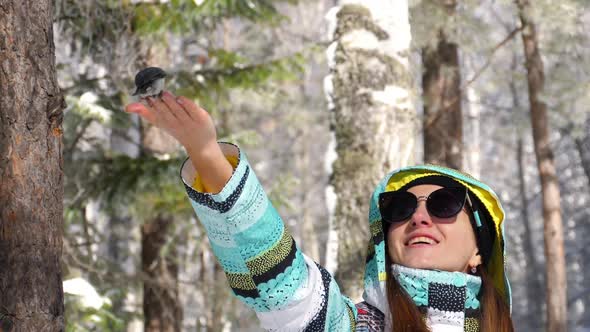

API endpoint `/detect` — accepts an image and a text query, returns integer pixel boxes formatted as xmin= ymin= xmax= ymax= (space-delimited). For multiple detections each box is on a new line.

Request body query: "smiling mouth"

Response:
xmin=406 ymin=236 xmax=439 ymax=246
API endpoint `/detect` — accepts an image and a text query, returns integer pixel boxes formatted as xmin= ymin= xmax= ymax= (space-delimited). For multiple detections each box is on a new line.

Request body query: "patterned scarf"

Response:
xmin=391 ymin=264 xmax=481 ymax=332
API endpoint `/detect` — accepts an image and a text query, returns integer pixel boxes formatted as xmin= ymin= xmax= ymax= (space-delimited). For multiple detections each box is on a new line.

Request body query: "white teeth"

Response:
xmin=409 ymin=236 xmax=435 ymax=245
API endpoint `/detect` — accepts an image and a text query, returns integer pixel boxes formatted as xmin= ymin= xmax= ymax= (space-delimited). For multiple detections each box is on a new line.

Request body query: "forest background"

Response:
xmin=1 ymin=0 xmax=589 ymax=331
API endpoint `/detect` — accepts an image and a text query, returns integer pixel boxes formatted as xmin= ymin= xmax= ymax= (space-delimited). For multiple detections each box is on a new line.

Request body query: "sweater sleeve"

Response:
xmin=180 ymin=142 xmax=358 ymax=331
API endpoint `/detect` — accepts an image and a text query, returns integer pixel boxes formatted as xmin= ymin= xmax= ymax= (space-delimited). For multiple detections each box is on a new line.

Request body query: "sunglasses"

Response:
xmin=379 ymin=187 xmax=473 ymax=224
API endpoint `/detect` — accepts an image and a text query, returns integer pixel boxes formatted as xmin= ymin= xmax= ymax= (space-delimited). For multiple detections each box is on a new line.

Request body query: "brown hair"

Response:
xmin=385 ymin=255 xmax=514 ymax=332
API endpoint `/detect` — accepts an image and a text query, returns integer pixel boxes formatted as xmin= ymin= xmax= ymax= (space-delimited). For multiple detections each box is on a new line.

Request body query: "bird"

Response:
xmin=132 ymin=67 xmax=167 ymax=98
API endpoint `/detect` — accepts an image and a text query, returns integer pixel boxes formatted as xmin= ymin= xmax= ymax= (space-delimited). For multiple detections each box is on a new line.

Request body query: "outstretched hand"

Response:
xmin=125 ymin=91 xmax=233 ymax=192
xmin=125 ymin=91 xmax=218 ymax=158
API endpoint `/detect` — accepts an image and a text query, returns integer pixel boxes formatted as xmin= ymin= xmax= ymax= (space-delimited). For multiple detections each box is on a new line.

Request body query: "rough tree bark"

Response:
xmin=0 ymin=1 xmax=66 ymax=331
xmin=422 ymin=1 xmax=463 ymax=169
xmin=141 ymin=216 xmax=182 ymax=332
xmin=516 ymin=1 xmax=568 ymax=331
xmin=325 ymin=0 xmax=416 ymax=301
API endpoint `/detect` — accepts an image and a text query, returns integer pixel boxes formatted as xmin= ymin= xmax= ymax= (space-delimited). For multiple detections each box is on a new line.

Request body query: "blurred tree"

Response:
xmin=421 ymin=0 xmax=463 ymax=169
xmin=54 ymin=0 xmax=305 ymax=330
xmin=325 ymin=0 xmax=417 ymax=301
xmin=51 ymin=0 xmax=590 ymax=330
xmin=574 ymin=120 xmax=590 ymax=188
xmin=141 ymin=216 xmax=182 ymax=332
xmin=516 ymin=0 xmax=568 ymax=331
xmin=510 ymin=55 xmax=544 ymax=325
xmin=0 ymin=1 xmax=65 ymax=331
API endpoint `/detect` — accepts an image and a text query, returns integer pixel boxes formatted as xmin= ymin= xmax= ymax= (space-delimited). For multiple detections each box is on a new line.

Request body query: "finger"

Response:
xmin=161 ymin=91 xmax=192 ymax=122
xmin=125 ymin=102 xmax=156 ymax=123
xmin=175 ymin=95 xmax=207 ymax=120
xmin=147 ymin=96 xmax=178 ymax=124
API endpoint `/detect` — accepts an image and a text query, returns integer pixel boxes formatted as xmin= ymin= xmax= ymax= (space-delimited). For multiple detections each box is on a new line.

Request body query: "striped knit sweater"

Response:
xmin=181 ymin=143 xmax=357 ymax=331
xmin=180 ymin=143 xmax=485 ymax=331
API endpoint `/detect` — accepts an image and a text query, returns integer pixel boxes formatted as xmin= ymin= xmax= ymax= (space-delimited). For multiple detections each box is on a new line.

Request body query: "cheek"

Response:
xmin=386 ymin=225 xmax=405 ymax=262
xmin=440 ymin=219 xmax=478 ymax=252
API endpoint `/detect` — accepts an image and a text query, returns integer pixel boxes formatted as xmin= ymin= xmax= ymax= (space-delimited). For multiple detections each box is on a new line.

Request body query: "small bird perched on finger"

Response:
xmin=133 ymin=67 xmax=167 ymax=98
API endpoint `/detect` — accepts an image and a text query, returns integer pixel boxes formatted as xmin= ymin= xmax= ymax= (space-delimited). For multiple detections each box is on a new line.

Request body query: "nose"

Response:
xmin=409 ymin=199 xmax=433 ymax=228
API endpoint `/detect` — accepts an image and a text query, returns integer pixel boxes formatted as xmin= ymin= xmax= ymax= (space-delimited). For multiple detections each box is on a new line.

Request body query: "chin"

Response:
xmin=400 ymin=256 xmax=442 ymax=271
xmin=405 ymin=261 xmax=466 ymax=273
xmin=406 ymin=262 xmax=439 ymax=270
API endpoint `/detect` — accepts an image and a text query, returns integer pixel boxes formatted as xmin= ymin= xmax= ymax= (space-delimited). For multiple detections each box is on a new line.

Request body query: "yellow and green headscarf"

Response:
xmin=362 ymin=164 xmax=511 ymax=314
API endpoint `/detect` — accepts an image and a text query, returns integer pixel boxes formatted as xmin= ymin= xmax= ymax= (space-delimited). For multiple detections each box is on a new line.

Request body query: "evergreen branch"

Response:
xmin=133 ymin=0 xmax=297 ymax=34
xmin=171 ymin=51 xmax=304 ymax=111
xmin=66 ymin=118 xmax=94 ymax=155
xmin=200 ymin=54 xmax=302 ymax=81
xmin=110 ymin=129 xmax=163 ymax=156
xmin=63 ymin=239 xmax=181 ymax=293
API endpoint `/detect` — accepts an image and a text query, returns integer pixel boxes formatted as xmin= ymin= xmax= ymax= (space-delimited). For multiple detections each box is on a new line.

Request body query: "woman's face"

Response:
xmin=386 ymin=184 xmax=481 ymax=272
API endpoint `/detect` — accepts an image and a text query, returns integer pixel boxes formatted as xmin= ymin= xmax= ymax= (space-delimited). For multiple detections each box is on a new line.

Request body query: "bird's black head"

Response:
xmin=133 ymin=67 xmax=167 ymax=96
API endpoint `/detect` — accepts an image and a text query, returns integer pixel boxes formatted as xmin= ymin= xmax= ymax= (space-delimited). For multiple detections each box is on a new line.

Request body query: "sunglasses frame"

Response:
xmin=378 ymin=187 xmax=474 ymax=224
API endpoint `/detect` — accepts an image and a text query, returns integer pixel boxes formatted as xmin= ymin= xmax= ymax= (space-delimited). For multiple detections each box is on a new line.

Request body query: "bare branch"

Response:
xmin=425 ymin=26 xmax=523 ymax=129
xmin=462 ymin=26 xmax=523 ymax=88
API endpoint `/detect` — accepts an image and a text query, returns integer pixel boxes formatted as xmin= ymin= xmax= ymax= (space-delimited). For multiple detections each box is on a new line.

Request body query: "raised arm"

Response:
xmin=126 ymin=91 xmax=232 ymax=193
xmin=125 ymin=92 xmax=357 ymax=331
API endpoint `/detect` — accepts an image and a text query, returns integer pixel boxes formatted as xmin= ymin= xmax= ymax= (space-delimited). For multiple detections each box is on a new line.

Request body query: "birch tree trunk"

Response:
xmin=422 ymin=1 xmax=463 ymax=169
xmin=464 ymin=86 xmax=481 ymax=178
xmin=516 ymin=1 xmax=568 ymax=330
xmin=325 ymin=0 xmax=416 ymax=301
xmin=0 ymin=1 xmax=66 ymax=331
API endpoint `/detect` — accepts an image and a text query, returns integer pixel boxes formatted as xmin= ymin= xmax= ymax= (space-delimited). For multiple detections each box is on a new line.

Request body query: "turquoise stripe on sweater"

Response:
xmin=236 ymin=206 xmax=285 ymax=261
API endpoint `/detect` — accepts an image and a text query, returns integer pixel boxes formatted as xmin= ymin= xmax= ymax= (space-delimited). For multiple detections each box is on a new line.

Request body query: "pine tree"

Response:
xmin=0 ymin=1 xmax=65 ymax=331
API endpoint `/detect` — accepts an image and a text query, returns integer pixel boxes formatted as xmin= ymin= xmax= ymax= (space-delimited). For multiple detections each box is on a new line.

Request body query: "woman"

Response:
xmin=126 ymin=91 xmax=514 ymax=331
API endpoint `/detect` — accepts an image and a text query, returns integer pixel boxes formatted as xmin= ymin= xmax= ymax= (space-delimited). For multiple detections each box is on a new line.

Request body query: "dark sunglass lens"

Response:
xmin=427 ymin=187 xmax=466 ymax=218
xmin=379 ymin=192 xmax=417 ymax=223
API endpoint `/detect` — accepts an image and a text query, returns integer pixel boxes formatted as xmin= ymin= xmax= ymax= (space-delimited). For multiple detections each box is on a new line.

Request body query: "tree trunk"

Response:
xmin=141 ymin=216 xmax=182 ymax=332
xmin=299 ymin=127 xmax=321 ymax=263
xmin=463 ymin=86 xmax=481 ymax=178
xmin=135 ymin=35 xmax=184 ymax=332
xmin=422 ymin=2 xmax=463 ymax=169
xmin=208 ymin=264 xmax=226 ymax=331
xmin=517 ymin=1 xmax=568 ymax=331
xmin=516 ymin=137 xmax=544 ymax=325
xmin=510 ymin=65 xmax=544 ymax=327
xmin=296 ymin=77 xmax=321 ymax=262
xmin=326 ymin=0 xmax=416 ymax=301
xmin=574 ymin=120 xmax=590 ymax=190
xmin=0 ymin=1 xmax=65 ymax=331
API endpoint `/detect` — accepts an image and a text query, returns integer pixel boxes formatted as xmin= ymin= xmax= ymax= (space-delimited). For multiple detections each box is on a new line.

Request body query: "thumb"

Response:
xmin=125 ymin=102 xmax=147 ymax=114
xmin=125 ymin=102 xmax=156 ymax=124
